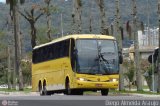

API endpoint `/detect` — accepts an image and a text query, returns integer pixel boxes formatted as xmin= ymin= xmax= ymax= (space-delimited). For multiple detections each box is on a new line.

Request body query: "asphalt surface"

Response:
xmin=0 ymin=94 xmax=160 ymax=106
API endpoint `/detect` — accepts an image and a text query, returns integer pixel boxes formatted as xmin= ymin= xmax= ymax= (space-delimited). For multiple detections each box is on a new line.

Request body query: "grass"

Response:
xmin=0 ymin=88 xmax=32 ymax=93
xmin=110 ymin=89 xmax=160 ymax=95
xmin=84 ymin=86 xmax=160 ymax=96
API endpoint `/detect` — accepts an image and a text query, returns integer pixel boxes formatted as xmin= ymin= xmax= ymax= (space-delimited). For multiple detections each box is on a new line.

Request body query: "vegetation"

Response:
xmin=123 ymin=59 xmax=135 ymax=91
xmin=141 ymin=59 xmax=153 ymax=91
xmin=0 ymin=0 xmax=159 ymax=92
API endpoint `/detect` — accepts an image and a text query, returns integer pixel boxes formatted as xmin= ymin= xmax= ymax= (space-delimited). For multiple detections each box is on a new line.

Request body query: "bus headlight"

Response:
xmin=110 ymin=78 xmax=118 ymax=82
xmin=77 ymin=78 xmax=87 ymax=81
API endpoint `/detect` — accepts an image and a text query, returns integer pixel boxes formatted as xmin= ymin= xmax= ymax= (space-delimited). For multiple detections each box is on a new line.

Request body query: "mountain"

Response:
xmin=0 ymin=0 xmax=159 ymax=51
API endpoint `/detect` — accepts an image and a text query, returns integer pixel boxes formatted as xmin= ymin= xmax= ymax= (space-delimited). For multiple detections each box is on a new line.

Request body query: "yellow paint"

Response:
xmin=32 ymin=34 xmax=119 ymax=92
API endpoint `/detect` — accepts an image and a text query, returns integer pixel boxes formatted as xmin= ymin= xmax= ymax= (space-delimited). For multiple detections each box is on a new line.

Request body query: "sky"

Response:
xmin=0 ymin=0 xmax=5 ymax=3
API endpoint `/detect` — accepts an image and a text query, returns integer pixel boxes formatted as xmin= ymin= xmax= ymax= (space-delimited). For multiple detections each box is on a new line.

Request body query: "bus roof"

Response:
xmin=33 ymin=34 xmax=116 ymax=49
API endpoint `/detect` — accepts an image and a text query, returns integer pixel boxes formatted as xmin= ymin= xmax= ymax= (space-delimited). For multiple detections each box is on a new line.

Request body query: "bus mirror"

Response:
xmin=119 ymin=51 xmax=123 ymax=64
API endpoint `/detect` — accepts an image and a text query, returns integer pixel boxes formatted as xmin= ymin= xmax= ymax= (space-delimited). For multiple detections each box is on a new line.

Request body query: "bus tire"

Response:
xmin=43 ymin=85 xmax=47 ymax=95
xmin=39 ymin=81 xmax=43 ymax=96
xmin=42 ymin=80 xmax=51 ymax=96
xmin=65 ymin=78 xmax=71 ymax=95
xmin=101 ymin=89 xmax=109 ymax=96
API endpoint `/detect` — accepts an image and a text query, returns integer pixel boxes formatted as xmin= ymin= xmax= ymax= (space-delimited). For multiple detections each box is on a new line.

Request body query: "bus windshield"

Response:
xmin=76 ymin=39 xmax=119 ymax=75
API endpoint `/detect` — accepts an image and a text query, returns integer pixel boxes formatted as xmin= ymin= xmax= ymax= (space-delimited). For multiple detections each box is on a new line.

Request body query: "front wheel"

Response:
xmin=65 ymin=80 xmax=71 ymax=95
xmin=101 ymin=89 xmax=109 ymax=96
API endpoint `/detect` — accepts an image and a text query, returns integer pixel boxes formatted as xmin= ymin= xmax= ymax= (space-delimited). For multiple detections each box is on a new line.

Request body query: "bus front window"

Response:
xmin=76 ymin=39 xmax=119 ymax=75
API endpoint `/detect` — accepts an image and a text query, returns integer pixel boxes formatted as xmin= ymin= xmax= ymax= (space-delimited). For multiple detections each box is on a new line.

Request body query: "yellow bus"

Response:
xmin=32 ymin=34 xmax=122 ymax=96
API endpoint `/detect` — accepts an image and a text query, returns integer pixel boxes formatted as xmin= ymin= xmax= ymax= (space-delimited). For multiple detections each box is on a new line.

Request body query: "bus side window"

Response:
xmin=32 ymin=49 xmax=36 ymax=63
xmin=38 ymin=48 xmax=42 ymax=62
xmin=54 ymin=43 xmax=58 ymax=59
xmin=48 ymin=45 xmax=53 ymax=60
xmin=51 ymin=43 xmax=55 ymax=59
xmin=64 ymin=40 xmax=69 ymax=57
xmin=71 ymin=39 xmax=75 ymax=71
xmin=61 ymin=41 xmax=65 ymax=57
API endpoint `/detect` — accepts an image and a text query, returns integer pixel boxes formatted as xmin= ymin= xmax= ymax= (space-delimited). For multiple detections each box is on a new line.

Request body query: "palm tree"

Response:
xmin=6 ymin=0 xmax=25 ymax=90
xmin=72 ymin=0 xmax=82 ymax=34
xmin=96 ymin=0 xmax=108 ymax=35
xmin=19 ymin=6 xmax=44 ymax=48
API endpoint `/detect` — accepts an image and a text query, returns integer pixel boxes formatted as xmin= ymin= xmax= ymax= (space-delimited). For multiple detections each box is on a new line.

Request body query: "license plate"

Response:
xmin=95 ymin=84 xmax=102 ymax=87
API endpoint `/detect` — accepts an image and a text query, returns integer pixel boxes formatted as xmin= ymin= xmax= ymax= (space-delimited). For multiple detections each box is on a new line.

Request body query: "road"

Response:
xmin=0 ymin=92 xmax=160 ymax=106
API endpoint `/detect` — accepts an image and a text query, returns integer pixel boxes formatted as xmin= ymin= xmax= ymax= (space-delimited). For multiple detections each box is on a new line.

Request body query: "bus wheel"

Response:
xmin=65 ymin=80 xmax=71 ymax=95
xmin=101 ymin=89 xmax=109 ymax=96
xmin=42 ymin=81 xmax=50 ymax=96
xmin=39 ymin=82 xmax=43 ymax=96
xmin=43 ymin=85 xmax=47 ymax=95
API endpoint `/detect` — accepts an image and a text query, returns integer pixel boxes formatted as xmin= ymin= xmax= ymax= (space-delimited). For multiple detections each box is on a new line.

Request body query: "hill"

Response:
xmin=0 ymin=0 xmax=159 ymax=51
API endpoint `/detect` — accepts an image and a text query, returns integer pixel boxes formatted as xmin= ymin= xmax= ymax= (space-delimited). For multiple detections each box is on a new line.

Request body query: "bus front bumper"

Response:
xmin=74 ymin=80 xmax=118 ymax=89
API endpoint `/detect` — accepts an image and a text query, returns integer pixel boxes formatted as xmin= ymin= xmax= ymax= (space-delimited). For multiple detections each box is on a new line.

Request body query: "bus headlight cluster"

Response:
xmin=77 ymin=78 xmax=87 ymax=81
xmin=110 ymin=78 xmax=118 ymax=82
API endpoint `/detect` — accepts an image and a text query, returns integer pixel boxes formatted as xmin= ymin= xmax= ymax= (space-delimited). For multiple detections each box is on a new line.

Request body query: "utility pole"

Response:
xmin=132 ymin=0 xmax=142 ymax=91
xmin=157 ymin=0 xmax=160 ymax=93
xmin=115 ymin=0 xmax=124 ymax=91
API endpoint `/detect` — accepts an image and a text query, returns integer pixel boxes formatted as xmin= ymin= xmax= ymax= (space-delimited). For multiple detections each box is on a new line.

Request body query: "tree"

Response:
xmin=132 ymin=0 xmax=142 ymax=91
xmin=115 ymin=0 xmax=124 ymax=91
xmin=141 ymin=59 xmax=152 ymax=91
xmin=6 ymin=0 xmax=25 ymax=90
xmin=43 ymin=0 xmax=57 ymax=41
xmin=0 ymin=31 xmax=8 ymax=85
xmin=96 ymin=0 xmax=108 ymax=35
xmin=123 ymin=60 xmax=135 ymax=91
xmin=157 ymin=0 xmax=160 ymax=93
xmin=37 ymin=26 xmax=51 ymax=44
xmin=21 ymin=60 xmax=31 ymax=86
xmin=72 ymin=0 xmax=82 ymax=33
xmin=44 ymin=0 xmax=52 ymax=41
xmin=89 ymin=0 xmax=93 ymax=33
xmin=19 ymin=5 xmax=44 ymax=48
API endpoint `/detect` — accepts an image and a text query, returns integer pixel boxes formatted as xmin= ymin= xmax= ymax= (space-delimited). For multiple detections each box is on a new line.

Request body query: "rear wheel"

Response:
xmin=39 ymin=82 xmax=43 ymax=96
xmin=42 ymin=81 xmax=51 ymax=96
xmin=43 ymin=85 xmax=48 ymax=95
xmin=101 ymin=89 xmax=109 ymax=96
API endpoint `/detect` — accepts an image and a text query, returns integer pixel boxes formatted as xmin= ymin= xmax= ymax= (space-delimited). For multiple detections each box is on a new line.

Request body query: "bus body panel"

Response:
xmin=73 ymin=74 xmax=119 ymax=89
xmin=32 ymin=34 xmax=119 ymax=93
xmin=32 ymin=57 xmax=72 ymax=91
